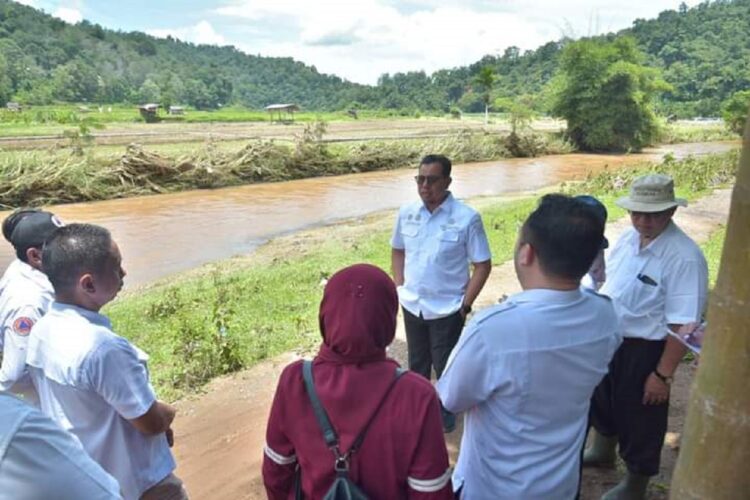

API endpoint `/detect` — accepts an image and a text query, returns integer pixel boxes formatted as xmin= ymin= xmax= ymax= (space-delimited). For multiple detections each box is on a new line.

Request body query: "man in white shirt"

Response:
xmin=391 ymin=154 xmax=492 ymax=432
xmin=437 ymin=194 xmax=621 ymax=499
xmin=584 ymin=174 xmax=708 ymax=500
xmin=26 ymin=223 xmax=188 ymax=500
xmin=0 ymin=391 xmax=122 ymax=499
xmin=0 ymin=209 xmax=63 ymax=405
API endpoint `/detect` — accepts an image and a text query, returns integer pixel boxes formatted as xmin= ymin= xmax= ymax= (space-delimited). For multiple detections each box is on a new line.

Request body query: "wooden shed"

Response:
xmin=265 ymin=103 xmax=300 ymax=122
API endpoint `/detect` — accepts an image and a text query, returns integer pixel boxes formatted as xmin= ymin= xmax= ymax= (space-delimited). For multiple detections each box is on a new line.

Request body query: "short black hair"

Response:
xmin=420 ymin=154 xmax=452 ymax=177
xmin=42 ymin=224 xmax=113 ymax=293
xmin=3 ymin=208 xmax=40 ymax=243
xmin=521 ymin=194 xmax=605 ymax=280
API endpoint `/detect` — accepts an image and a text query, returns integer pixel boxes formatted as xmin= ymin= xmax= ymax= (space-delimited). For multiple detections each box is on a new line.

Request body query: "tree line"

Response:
xmin=0 ymin=0 xmax=747 ymax=117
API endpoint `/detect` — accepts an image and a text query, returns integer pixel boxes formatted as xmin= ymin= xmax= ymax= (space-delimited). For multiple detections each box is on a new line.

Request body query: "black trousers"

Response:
xmin=589 ymin=338 xmax=668 ymax=476
xmin=402 ymin=307 xmax=464 ymax=381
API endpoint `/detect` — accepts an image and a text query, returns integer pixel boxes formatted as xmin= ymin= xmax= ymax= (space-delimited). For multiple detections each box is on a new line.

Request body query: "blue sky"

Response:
xmin=17 ymin=0 xmax=701 ymax=85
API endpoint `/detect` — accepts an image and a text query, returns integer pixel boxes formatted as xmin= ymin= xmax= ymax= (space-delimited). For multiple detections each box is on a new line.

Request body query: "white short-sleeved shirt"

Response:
xmin=0 ymin=392 xmax=122 ymax=499
xmin=601 ymin=222 xmax=708 ymax=340
xmin=0 ymin=259 xmax=54 ymax=404
xmin=26 ymin=302 xmax=175 ymax=500
xmin=437 ymin=288 xmax=621 ymax=500
xmin=391 ymin=193 xmax=491 ymax=319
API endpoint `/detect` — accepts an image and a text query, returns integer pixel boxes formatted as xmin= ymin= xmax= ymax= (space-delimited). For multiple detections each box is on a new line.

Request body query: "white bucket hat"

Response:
xmin=616 ymin=174 xmax=687 ymax=213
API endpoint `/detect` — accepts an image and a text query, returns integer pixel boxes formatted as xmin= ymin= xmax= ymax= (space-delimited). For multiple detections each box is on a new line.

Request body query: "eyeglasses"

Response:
xmin=414 ymin=175 xmax=444 ymax=186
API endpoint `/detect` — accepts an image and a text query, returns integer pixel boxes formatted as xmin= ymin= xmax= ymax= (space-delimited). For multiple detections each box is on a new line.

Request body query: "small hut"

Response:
xmin=168 ymin=106 xmax=185 ymax=116
xmin=6 ymin=102 xmax=22 ymax=112
xmin=138 ymin=103 xmax=160 ymax=122
xmin=265 ymin=103 xmax=300 ymax=122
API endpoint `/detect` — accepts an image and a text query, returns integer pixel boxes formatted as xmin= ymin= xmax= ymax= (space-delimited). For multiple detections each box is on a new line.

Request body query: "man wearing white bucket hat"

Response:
xmin=583 ymin=174 xmax=708 ymax=499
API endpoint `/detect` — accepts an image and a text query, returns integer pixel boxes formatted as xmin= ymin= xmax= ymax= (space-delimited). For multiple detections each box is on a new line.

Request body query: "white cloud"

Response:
xmin=54 ymin=6 xmax=83 ymax=24
xmin=149 ymin=20 xmax=227 ymax=46
xmin=210 ymin=0 xmax=704 ymax=84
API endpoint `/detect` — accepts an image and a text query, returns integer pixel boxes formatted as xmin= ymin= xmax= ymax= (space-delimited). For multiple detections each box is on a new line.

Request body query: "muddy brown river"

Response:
xmin=0 ymin=141 xmax=737 ymax=287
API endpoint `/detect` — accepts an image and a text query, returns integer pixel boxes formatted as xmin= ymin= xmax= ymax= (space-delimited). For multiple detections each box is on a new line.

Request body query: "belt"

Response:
xmin=622 ymin=337 xmax=666 ymax=345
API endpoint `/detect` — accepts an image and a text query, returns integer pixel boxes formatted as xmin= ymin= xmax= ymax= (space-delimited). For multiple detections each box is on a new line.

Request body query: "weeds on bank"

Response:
xmin=0 ymin=123 xmax=572 ymax=208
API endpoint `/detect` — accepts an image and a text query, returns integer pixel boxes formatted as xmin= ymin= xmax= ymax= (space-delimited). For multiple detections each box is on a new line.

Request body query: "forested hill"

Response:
xmin=0 ymin=0 xmax=748 ymax=115
xmin=0 ymin=0 xmax=370 ymax=110
xmin=439 ymin=0 xmax=750 ymax=117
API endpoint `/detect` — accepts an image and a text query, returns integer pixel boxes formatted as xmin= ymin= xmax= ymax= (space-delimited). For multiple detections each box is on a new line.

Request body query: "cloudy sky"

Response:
xmin=18 ymin=0 xmax=700 ymax=84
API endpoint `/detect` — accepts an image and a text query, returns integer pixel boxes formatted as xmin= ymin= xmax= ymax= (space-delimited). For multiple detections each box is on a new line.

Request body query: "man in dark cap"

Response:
xmin=575 ymin=195 xmax=609 ymax=291
xmin=0 ymin=208 xmax=64 ymax=404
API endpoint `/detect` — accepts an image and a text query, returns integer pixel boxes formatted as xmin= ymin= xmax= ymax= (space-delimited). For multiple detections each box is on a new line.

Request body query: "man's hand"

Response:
xmin=643 ymin=373 xmax=670 ymax=405
xmin=166 ymin=427 xmax=174 ymax=447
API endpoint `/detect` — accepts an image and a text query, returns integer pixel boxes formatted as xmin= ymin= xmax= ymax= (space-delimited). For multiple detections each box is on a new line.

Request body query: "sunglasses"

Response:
xmin=414 ymin=175 xmax=444 ymax=186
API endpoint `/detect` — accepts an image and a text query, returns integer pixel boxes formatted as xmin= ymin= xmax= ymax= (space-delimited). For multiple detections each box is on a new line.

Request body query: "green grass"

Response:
xmin=102 ymin=150 xmax=739 ymax=401
xmin=701 ymin=225 xmax=727 ymax=288
xmin=105 ymin=197 xmax=536 ymax=400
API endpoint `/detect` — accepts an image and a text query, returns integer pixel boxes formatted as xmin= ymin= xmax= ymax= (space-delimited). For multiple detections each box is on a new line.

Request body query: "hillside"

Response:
xmin=0 ymin=0 xmax=747 ymax=115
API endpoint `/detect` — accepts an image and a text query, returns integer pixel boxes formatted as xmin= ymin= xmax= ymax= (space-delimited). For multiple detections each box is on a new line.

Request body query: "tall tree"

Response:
xmin=670 ymin=110 xmax=750 ymax=499
xmin=551 ymin=36 xmax=670 ymax=151
xmin=474 ymin=66 xmax=496 ymax=125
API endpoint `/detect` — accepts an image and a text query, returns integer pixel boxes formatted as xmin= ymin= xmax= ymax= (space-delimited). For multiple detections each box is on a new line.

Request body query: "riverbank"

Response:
xmin=0 ymin=118 xmax=736 ymax=208
xmin=105 ymin=149 xmax=739 ymax=401
xmin=0 ymin=124 xmax=574 ymax=207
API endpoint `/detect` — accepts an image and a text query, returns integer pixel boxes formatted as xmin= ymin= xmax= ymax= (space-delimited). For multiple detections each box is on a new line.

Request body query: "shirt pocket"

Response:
xmin=400 ymin=223 xmax=420 ymax=238
xmin=438 ymin=228 xmax=463 ymax=259
xmin=620 ymin=266 xmax=664 ymax=315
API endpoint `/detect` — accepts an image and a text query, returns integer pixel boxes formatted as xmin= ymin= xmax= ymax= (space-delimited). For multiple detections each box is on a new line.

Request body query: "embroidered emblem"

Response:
xmin=12 ymin=317 xmax=34 ymax=336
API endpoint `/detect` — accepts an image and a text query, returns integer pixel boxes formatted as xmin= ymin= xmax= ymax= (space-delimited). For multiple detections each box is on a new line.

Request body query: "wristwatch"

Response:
xmin=653 ymin=368 xmax=673 ymax=386
xmin=461 ymin=303 xmax=472 ymax=316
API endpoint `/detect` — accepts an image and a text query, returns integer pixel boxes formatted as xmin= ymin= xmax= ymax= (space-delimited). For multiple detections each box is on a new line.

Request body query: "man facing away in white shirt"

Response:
xmin=437 ymin=194 xmax=622 ymax=500
xmin=26 ymin=223 xmax=187 ymax=500
xmin=0 ymin=391 xmax=122 ymax=499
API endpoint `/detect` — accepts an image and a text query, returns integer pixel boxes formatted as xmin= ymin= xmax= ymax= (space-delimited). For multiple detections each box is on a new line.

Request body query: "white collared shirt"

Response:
xmin=0 ymin=259 xmax=54 ymax=404
xmin=601 ymin=222 xmax=708 ymax=340
xmin=437 ymin=288 xmax=621 ymax=500
xmin=26 ymin=302 xmax=175 ymax=500
xmin=0 ymin=392 xmax=122 ymax=499
xmin=391 ymin=193 xmax=491 ymax=319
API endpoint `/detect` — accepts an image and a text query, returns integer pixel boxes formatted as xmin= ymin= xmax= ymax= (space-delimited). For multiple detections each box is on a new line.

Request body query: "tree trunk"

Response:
xmin=670 ymin=113 xmax=750 ymax=498
xmin=484 ymin=103 xmax=489 ymax=126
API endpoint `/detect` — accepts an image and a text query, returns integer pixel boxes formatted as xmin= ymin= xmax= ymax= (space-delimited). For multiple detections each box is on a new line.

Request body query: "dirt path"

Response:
xmin=171 ymin=189 xmax=731 ymax=500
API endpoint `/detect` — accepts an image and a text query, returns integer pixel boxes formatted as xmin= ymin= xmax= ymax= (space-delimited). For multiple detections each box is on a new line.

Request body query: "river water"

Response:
xmin=0 ymin=141 xmax=737 ymax=287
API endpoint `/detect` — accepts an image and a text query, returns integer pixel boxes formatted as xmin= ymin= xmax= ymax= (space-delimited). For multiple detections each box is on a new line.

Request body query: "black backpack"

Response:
xmin=295 ymin=360 xmax=405 ymax=500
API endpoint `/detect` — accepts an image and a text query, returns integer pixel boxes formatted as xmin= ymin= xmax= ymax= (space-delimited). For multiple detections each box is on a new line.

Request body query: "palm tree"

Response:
xmin=670 ymin=116 xmax=750 ymax=497
xmin=474 ymin=66 xmax=496 ymax=126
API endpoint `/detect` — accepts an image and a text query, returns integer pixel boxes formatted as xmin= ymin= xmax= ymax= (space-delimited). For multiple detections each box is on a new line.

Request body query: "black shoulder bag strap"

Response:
xmin=302 ymin=359 xmax=406 ymax=466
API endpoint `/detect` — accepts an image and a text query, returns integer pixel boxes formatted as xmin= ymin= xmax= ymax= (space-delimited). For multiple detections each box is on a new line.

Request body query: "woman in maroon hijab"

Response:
xmin=262 ymin=264 xmax=453 ymax=499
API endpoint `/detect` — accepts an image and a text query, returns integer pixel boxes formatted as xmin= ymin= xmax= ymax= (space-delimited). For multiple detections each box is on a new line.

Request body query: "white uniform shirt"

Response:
xmin=391 ymin=193 xmax=491 ymax=319
xmin=0 ymin=392 xmax=122 ymax=499
xmin=437 ymin=288 xmax=621 ymax=500
xmin=26 ymin=303 xmax=175 ymax=500
xmin=601 ymin=222 xmax=708 ymax=340
xmin=0 ymin=259 xmax=54 ymax=404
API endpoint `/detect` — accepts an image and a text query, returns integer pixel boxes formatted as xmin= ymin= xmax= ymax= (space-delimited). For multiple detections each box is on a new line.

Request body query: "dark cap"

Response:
xmin=575 ymin=195 xmax=609 ymax=249
xmin=3 ymin=208 xmax=42 ymax=242
xmin=9 ymin=211 xmax=64 ymax=251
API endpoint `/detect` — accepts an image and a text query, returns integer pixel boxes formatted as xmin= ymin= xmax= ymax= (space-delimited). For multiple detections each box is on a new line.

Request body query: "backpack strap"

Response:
xmin=302 ymin=362 xmax=406 ymax=457
xmin=349 ymin=367 xmax=406 ymax=454
xmin=302 ymin=360 xmax=338 ymax=448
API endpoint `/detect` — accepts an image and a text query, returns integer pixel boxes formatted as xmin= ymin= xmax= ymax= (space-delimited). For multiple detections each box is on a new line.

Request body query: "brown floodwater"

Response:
xmin=0 ymin=141 xmax=738 ymax=288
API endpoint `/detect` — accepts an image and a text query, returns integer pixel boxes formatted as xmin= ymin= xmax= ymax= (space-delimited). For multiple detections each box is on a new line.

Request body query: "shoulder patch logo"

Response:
xmin=12 ymin=317 xmax=34 ymax=336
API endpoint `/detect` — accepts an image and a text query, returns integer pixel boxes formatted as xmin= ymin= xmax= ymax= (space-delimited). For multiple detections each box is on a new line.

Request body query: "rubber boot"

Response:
xmin=601 ymin=472 xmax=650 ymax=500
xmin=582 ymin=430 xmax=617 ymax=468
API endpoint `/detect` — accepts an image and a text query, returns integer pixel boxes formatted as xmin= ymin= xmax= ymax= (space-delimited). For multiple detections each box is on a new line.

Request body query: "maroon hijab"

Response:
xmin=317 ymin=263 xmax=398 ymax=365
